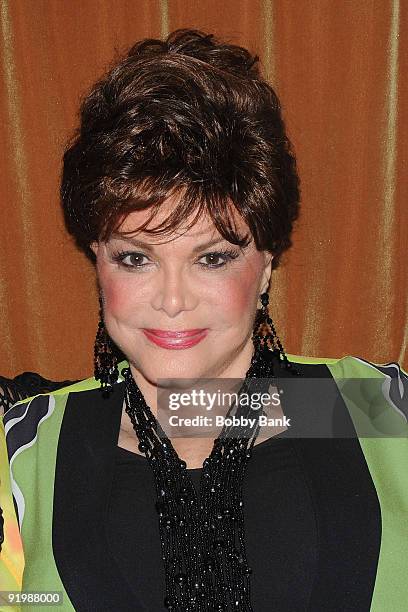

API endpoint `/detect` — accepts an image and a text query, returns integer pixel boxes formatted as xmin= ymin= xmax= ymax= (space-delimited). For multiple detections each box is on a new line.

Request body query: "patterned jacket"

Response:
xmin=0 ymin=354 xmax=407 ymax=611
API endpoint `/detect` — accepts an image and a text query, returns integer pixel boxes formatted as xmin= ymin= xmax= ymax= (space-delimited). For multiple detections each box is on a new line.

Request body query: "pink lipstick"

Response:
xmin=142 ymin=328 xmax=208 ymax=349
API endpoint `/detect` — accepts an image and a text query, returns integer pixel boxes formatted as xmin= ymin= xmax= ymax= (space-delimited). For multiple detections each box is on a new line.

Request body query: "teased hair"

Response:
xmin=61 ymin=28 xmax=300 ymax=270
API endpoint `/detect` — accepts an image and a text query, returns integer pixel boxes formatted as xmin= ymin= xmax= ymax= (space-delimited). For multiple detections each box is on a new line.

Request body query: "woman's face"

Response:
xmin=92 ymin=199 xmax=273 ymax=385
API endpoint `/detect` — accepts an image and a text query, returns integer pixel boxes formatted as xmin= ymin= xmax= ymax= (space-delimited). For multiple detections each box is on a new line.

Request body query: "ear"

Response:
xmin=90 ymin=241 xmax=99 ymax=257
xmin=260 ymin=252 xmax=273 ymax=295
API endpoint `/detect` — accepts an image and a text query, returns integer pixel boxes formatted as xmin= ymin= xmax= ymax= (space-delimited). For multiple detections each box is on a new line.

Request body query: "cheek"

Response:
xmin=216 ymin=268 xmax=259 ymax=319
xmin=98 ymin=264 xmax=144 ymax=319
xmin=102 ymin=280 xmax=129 ymax=317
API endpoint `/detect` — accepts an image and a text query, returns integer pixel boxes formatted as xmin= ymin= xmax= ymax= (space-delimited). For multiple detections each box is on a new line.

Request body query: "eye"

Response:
xmin=197 ymin=249 xmax=240 ymax=269
xmin=110 ymin=248 xmax=240 ymax=270
xmin=111 ymin=251 xmax=150 ymax=268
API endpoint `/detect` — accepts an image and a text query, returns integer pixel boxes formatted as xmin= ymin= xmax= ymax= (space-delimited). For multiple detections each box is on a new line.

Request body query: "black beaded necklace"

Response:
xmin=122 ymin=325 xmax=300 ymax=612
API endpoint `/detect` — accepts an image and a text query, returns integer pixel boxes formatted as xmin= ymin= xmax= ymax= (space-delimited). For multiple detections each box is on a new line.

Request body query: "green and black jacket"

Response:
xmin=0 ymin=354 xmax=407 ymax=611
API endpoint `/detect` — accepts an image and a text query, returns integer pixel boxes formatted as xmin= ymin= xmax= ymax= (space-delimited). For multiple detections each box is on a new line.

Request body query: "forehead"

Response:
xmin=116 ymin=194 xmax=249 ymax=243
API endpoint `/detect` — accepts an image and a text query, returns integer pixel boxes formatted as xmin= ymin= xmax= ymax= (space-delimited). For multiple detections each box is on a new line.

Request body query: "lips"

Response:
xmin=143 ymin=329 xmax=206 ymax=338
xmin=142 ymin=328 xmax=208 ymax=349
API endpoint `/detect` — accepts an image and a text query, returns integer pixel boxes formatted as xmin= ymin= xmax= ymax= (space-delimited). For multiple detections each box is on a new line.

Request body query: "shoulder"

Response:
xmin=2 ymin=360 xmax=128 ymax=419
xmin=1 ymin=362 xmax=126 ymax=464
xmin=287 ymin=351 xmax=407 ymax=380
xmin=287 ymin=352 xmax=408 ymax=427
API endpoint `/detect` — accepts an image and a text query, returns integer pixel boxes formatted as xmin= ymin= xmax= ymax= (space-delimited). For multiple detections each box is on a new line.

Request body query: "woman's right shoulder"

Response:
xmin=1 ymin=373 xmax=109 ymax=458
xmin=1 ymin=359 xmax=129 ymax=442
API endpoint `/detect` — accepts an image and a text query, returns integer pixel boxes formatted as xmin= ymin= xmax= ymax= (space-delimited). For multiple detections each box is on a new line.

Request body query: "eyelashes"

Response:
xmin=110 ymin=248 xmax=240 ymax=271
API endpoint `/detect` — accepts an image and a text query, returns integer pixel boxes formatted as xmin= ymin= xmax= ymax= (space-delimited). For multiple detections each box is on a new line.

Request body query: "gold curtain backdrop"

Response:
xmin=0 ymin=0 xmax=406 ymax=380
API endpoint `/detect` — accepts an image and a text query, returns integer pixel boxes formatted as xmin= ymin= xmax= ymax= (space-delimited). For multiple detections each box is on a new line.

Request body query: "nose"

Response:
xmin=151 ymin=268 xmax=197 ymax=318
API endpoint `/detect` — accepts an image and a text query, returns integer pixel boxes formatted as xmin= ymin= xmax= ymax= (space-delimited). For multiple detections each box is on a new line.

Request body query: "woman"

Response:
xmin=1 ymin=28 xmax=407 ymax=612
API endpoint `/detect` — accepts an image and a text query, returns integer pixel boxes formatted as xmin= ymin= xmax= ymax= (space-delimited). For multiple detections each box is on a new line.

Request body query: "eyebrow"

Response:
xmin=110 ymin=234 xmax=237 ymax=254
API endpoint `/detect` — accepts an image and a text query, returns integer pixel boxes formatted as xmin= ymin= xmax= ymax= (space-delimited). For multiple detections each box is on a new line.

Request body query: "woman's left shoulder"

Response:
xmin=287 ymin=352 xmax=408 ymax=425
xmin=327 ymin=355 xmax=407 ymax=420
xmin=288 ymin=351 xmax=407 ymax=376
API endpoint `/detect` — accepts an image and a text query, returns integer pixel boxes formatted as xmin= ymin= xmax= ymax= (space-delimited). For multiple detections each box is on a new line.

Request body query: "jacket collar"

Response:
xmin=52 ymin=380 xmax=146 ymax=611
xmin=51 ymin=358 xmax=353 ymax=610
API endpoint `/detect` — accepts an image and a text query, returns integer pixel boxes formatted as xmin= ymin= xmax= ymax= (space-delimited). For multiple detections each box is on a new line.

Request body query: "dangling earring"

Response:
xmin=253 ymin=291 xmax=298 ymax=373
xmin=94 ymin=296 xmax=119 ymax=394
xmin=0 ymin=504 xmax=4 ymax=552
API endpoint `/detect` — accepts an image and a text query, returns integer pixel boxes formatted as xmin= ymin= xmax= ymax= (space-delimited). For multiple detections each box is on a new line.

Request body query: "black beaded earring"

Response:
xmin=94 ymin=296 xmax=119 ymax=394
xmin=0 ymin=505 xmax=4 ymax=552
xmin=252 ymin=291 xmax=299 ymax=374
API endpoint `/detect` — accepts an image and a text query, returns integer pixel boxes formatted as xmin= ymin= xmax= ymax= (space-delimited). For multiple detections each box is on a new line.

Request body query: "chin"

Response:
xmin=131 ymin=352 xmax=207 ymax=383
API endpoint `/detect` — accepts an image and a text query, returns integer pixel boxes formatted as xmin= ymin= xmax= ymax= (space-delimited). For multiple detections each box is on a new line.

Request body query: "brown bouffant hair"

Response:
xmin=61 ymin=28 xmax=300 ymax=270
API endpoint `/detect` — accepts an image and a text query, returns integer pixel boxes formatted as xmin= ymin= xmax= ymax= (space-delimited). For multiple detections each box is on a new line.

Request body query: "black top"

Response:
xmin=106 ymin=433 xmax=380 ymax=611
